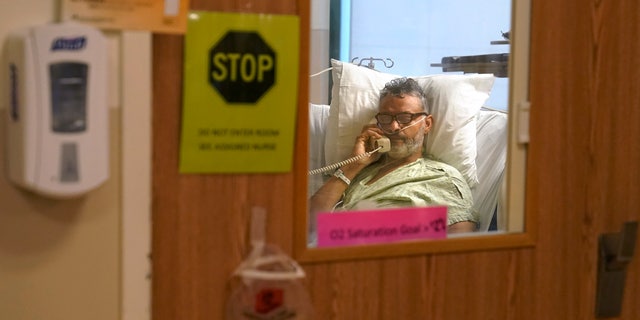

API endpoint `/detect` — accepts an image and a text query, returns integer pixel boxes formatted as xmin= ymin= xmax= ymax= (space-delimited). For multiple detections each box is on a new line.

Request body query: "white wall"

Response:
xmin=309 ymin=0 xmax=330 ymax=104
xmin=0 ymin=1 xmax=151 ymax=319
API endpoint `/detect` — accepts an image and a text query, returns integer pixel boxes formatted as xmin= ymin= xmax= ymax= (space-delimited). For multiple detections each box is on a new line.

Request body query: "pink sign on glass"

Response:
xmin=316 ymin=206 xmax=448 ymax=247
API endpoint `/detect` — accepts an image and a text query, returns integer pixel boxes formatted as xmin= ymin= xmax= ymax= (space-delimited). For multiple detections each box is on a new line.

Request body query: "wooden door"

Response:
xmin=151 ymin=0 xmax=640 ymax=319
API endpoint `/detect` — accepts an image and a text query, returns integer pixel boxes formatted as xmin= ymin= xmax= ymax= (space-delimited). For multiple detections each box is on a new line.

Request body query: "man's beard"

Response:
xmin=386 ymin=126 xmax=425 ymax=159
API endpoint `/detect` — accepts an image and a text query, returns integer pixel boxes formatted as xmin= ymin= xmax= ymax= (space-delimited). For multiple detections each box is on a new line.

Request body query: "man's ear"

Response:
xmin=423 ymin=114 xmax=433 ymax=134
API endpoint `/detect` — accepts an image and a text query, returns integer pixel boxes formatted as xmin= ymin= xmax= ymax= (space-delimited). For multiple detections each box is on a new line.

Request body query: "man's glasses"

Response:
xmin=375 ymin=112 xmax=427 ymax=126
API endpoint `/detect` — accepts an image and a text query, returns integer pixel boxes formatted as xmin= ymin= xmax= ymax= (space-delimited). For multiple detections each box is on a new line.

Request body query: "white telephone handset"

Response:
xmin=372 ymin=137 xmax=391 ymax=153
xmin=308 ymin=137 xmax=390 ymax=175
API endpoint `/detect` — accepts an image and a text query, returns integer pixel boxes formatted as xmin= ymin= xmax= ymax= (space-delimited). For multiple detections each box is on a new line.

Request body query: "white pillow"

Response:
xmin=324 ymin=59 xmax=495 ymax=188
xmin=308 ymin=103 xmax=330 ymax=198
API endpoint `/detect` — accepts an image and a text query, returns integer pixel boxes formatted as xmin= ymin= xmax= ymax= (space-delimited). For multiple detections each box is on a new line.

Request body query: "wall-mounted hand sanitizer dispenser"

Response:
xmin=4 ymin=22 xmax=109 ymax=198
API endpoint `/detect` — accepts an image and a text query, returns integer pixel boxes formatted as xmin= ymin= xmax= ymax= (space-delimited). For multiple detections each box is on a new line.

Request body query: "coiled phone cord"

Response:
xmin=307 ymin=145 xmax=383 ymax=175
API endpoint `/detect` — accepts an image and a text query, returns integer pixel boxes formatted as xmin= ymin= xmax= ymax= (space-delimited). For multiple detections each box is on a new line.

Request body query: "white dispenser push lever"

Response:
xmin=5 ymin=22 xmax=109 ymax=198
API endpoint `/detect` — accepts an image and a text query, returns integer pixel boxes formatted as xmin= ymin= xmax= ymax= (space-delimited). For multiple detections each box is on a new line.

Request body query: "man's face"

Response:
xmin=377 ymin=95 xmax=432 ymax=159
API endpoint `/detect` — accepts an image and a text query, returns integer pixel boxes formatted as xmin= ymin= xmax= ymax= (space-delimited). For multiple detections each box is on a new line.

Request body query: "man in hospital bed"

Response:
xmin=309 ymin=77 xmax=477 ymax=233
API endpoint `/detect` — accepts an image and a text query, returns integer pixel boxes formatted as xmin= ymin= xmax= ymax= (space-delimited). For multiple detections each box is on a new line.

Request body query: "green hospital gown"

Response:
xmin=338 ymin=157 xmax=477 ymax=226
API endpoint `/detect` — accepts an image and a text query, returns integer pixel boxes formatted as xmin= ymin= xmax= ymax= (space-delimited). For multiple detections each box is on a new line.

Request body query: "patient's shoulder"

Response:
xmin=420 ymin=156 xmax=466 ymax=179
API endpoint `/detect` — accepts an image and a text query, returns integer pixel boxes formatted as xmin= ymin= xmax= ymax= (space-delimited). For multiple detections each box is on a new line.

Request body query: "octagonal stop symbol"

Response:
xmin=209 ymin=31 xmax=276 ymax=103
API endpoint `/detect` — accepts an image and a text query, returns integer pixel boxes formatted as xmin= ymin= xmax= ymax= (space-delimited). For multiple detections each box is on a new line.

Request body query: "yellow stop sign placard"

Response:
xmin=209 ymin=31 xmax=276 ymax=103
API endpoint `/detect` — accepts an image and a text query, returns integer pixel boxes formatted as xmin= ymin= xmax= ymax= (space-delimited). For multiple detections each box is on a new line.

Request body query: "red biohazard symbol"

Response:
xmin=254 ymin=288 xmax=283 ymax=314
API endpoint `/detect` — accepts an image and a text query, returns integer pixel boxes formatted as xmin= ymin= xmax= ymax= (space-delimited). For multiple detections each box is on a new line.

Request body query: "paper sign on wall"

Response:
xmin=61 ymin=0 xmax=190 ymax=34
xmin=179 ymin=11 xmax=300 ymax=173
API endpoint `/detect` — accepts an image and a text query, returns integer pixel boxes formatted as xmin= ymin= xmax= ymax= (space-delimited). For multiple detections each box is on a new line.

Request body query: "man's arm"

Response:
xmin=308 ymin=124 xmax=383 ymax=216
xmin=308 ymin=162 xmax=365 ymax=215
xmin=448 ymin=221 xmax=476 ymax=233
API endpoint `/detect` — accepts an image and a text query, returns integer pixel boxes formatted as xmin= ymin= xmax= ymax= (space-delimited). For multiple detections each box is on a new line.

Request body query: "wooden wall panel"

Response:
xmin=528 ymin=2 xmax=594 ymax=319
xmin=528 ymin=0 xmax=640 ymax=319
xmin=152 ymin=0 xmax=640 ymax=319
xmin=152 ymin=1 xmax=300 ymax=319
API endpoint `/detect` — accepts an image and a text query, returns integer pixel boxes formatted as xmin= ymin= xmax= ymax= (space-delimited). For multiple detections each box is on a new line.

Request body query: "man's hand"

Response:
xmin=350 ymin=124 xmax=386 ymax=167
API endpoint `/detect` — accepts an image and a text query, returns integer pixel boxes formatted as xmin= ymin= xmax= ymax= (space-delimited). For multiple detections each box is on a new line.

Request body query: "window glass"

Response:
xmin=341 ymin=0 xmax=511 ymax=110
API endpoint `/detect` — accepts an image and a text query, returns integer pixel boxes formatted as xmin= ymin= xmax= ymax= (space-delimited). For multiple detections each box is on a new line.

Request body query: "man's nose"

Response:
xmin=388 ymin=119 xmax=402 ymax=130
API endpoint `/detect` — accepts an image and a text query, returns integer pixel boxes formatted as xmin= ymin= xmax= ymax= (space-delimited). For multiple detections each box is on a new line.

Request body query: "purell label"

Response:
xmin=51 ymin=37 xmax=86 ymax=51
